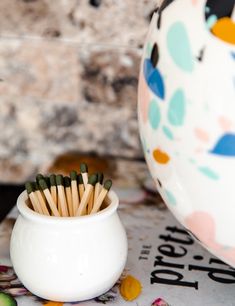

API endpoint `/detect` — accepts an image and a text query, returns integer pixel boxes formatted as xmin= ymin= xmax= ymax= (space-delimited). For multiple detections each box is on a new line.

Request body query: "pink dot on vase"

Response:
xmin=185 ymin=211 xmax=216 ymax=246
xmin=191 ymin=0 xmax=198 ymax=5
xmin=195 ymin=147 xmax=203 ymax=153
xmin=138 ymin=69 xmax=151 ymax=123
xmin=220 ymin=248 xmax=235 ymax=266
xmin=194 ymin=128 xmax=210 ymax=142
xmin=218 ymin=116 xmax=232 ymax=132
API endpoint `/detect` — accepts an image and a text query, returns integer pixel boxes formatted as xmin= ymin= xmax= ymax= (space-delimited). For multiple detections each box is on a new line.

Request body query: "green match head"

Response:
xmin=80 ymin=163 xmax=88 ymax=173
xmin=25 ymin=182 xmax=34 ymax=194
xmin=77 ymin=173 xmax=83 ymax=184
xmin=39 ymin=179 xmax=48 ymax=190
xmin=64 ymin=176 xmax=71 ymax=188
xmin=97 ymin=173 xmax=104 ymax=184
xmin=104 ymin=179 xmax=112 ymax=191
xmin=33 ymin=182 xmax=39 ymax=191
xmin=36 ymin=173 xmax=44 ymax=184
xmin=56 ymin=174 xmax=64 ymax=186
xmin=88 ymin=174 xmax=98 ymax=186
xmin=70 ymin=170 xmax=77 ymax=181
xmin=49 ymin=174 xmax=56 ymax=186
xmin=44 ymin=176 xmax=50 ymax=187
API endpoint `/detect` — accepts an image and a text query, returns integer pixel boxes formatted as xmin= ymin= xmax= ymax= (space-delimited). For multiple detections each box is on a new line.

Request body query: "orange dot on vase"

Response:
xmin=43 ymin=302 xmax=63 ymax=306
xmin=153 ymin=148 xmax=170 ymax=164
xmin=211 ymin=17 xmax=235 ymax=45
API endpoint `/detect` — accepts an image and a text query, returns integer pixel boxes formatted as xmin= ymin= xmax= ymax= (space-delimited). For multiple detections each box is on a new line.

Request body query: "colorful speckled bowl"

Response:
xmin=138 ymin=0 xmax=235 ymax=266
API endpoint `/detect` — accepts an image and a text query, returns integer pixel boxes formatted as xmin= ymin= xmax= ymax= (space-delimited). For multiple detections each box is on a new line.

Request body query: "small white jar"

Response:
xmin=10 ymin=190 xmax=127 ymax=302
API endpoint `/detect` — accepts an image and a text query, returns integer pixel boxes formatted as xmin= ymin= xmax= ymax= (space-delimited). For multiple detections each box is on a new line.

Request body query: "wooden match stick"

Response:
xmin=90 ymin=180 xmax=112 ymax=214
xmin=58 ymin=196 xmax=62 ymax=215
xmin=37 ymin=174 xmax=51 ymax=196
xmin=25 ymin=182 xmax=44 ymax=214
xmin=34 ymin=183 xmax=50 ymax=216
xmin=64 ymin=176 xmax=73 ymax=217
xmin=70 ymin=170 xmax=79 ymax=216
xmin=80 ymin=163 xmax=88 ymax=187
xmin=39 ymin=179 xmax=60 ymax=217
xmin=87 ymin=179 xmax=95 ymax=214
xmin=76 ymin=174 xmax=97 ymax=216
xmin=50 ymin=174 xmax=57 ymax=208
xmin=36 ymin=173 xmax=47 ymax=201
xmin=94 ymin=173 xmax=103 ymax=203
xmin=78 ymin=174 xmax=85 ymax=200
xmin=56 ymin=175 xmax=69 ymax=217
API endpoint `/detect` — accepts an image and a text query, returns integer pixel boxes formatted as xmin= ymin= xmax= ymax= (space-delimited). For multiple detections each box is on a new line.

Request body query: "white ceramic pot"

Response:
xmin=138 ymin=0 xmax=235 ymax=266
xmin=10 ymin=190 xmax=127 ymax=302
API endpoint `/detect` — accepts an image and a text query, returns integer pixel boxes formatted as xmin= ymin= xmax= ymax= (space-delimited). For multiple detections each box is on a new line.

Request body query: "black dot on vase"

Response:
xmin=193 ymin=255 xmax=204 ymax=261
xmin=150 ymin=43 xmax=159 ymax=67
xmin=157 ymin=179 xmax=162 ymax=188
xmin=89 ymin=0 xmax=102 ymax=7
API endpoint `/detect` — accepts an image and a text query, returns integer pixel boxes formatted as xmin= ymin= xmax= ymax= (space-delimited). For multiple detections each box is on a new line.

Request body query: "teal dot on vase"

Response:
xmin=148 ymin=99 xmax=161 ymax=129
xmin=188 ymin=158 xmax=196 ymax=164
xmin=198 ymin=166 xmax=219 ymax=180
xmin=162 ymin=126 xmax=174 ymax=140
xmin=205 ymin=6 xmax=210 ymax=13
xmin=165 ymin=190 xmax=177 ymax=206
xmin=168 ymin=89 xmax=186 ymax=126
xmin=206 ymin=15 xmax=217 ymax=29
xmin=146 ymin=42 xmax=152 ymax=57
xmin=167 ymin=22 xmax=194 ymax=72
xmin=140 ymin=135 xmax=147 ymax=153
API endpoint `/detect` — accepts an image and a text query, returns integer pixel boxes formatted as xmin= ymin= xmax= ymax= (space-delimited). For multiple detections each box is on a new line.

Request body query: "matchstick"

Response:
xmin=64 ymin=176 xmax=73 ymax=217
xmin=78 ymin=174 xmax=85 ymax=200
xmin=80 ymin=163 xmax=88 ymax=187
xmin=56 ymin=175 xmax=69 ymax=217
xmin=58 ymin=197 xmax=62 ymax=215
xmin=70 ymin=170 xmax=79 ymax=216
xmin=90 ymin=180 xmax=112 ymax=214
xmin=39 ymin=179 xmax=60 ymax=217
xmin=50 ymin=174 xmax=57 ymax=208
xmin=94 ymin=173 xmax=103 ymax=203
xmin=25 ymin=182 xmax=44 ymax=214
xmin=76 ymin=174 xmax=97 ymax=216
xmin=34 ymin=182 xmax=50 ymax=216
xmin=87 ymin=179 xmax=95 ymax=214
xmin=36 ymin=173 xmax=49 ymax=203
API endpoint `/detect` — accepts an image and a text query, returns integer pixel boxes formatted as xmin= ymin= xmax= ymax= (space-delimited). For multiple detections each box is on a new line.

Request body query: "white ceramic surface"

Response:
xmin=138 ymin=0 xmax=235 ymax=266
xmin=10 ymin=190 xmax=127 ymax=302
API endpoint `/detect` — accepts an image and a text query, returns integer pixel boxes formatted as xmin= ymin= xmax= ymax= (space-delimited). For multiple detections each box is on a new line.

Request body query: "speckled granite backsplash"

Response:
xmin=0 ymin=0 xmax=158 ymax=183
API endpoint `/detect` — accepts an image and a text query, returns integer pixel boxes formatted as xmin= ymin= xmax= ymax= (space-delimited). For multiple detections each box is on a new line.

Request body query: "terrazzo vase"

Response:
xmin=138 ymin=0 xmax=235 ymax=266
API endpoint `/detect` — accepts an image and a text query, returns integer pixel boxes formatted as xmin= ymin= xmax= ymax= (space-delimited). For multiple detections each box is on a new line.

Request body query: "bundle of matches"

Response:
xmin=25 ymin=164 xmax=112 ymax=217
